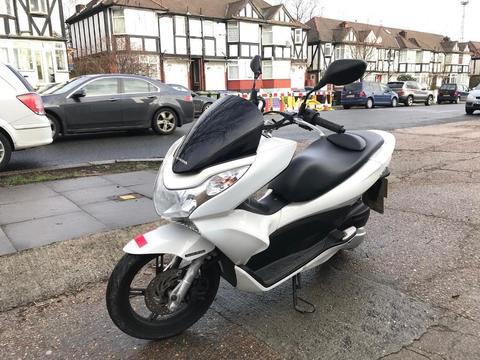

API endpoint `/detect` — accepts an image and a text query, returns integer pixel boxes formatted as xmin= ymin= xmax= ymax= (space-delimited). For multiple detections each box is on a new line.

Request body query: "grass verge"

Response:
xmin=0 ymin=161 xmax=161 ymax=187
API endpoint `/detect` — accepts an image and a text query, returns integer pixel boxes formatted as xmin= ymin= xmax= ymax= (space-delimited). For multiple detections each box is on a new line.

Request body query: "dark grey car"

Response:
xmin=42 ymin=74 xmax=194 ymax=140
xmin=167 ymin=84 xmax=215 ymax=115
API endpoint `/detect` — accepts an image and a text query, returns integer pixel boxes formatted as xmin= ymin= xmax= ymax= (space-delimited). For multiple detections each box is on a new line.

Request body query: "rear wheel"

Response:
xmin=365 ymin=98 xmax=374 ymax=109
xmin=391 ymin=97 xmax=398 ymax=108
xmin=152 ymin=108 xmax=177 ymax=135
xmin=0 ymin=133 xmax=12 ymax=171
xmin=466 ymin=108 xmax=474 ymax=115
xmin=46 ymin=113 xmax=61 ymax=141
xmin=106 ymin=254 xmax=220 ymax=340
xmin=405 ymin=95 xmax=413 ymax=106
xmin=437 ymin=100 xmax=442 ymax=104
xmin=425 ymin=95 xmax=433 ymax=106
xmin=455 ymin=96 xmax=461 ymax=104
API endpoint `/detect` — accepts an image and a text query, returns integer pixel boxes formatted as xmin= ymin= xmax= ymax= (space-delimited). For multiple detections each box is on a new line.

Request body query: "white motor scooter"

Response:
xmin=106 ymin=57 xmax=396 ymax=340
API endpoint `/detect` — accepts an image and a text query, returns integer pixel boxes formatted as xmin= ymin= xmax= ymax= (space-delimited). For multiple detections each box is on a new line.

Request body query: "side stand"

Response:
xmin=292 ymin=273 xmax=315 ymax=314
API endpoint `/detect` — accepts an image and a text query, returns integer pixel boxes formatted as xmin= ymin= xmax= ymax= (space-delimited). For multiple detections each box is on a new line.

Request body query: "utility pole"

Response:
xmin=460 ymin=0 xmax=469 ymax=42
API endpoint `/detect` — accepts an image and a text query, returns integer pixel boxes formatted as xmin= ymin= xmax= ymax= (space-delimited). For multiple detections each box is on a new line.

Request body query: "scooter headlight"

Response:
xmin=154 ymin=165 xmax=249 ymax=220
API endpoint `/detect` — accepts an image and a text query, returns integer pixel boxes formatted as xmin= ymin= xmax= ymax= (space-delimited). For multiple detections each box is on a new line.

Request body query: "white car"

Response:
xmin=0 ymin=63 xmax=52 ymax=171
xmin=466 ymin=84 xmax=480 ymax=115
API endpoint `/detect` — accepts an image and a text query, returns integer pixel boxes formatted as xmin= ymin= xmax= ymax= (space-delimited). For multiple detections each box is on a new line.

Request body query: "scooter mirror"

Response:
xmin=314 ymin=59 xmax=367 ymax=91
xmin=250 ymin=55 xmax=262 ymax=80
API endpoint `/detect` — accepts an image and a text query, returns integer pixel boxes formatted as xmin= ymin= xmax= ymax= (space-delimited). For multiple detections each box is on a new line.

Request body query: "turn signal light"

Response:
xmin=17 ymin=93 xmax=45 ymax=115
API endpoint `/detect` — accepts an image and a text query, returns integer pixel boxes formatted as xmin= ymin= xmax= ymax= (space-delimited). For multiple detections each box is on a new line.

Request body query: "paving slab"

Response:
xmin=81 ymin=197 xmax=157 ymax=228
xmin=3 ymin=212 xmax=107 ymax=251
xmin=0 ymin=227 xmax=15 ymax=255
xmin=127 ymin=183 xmax=154 ymax=199
xmin=103 ymin=170 xmax=156 ymax=187
xmin=45 ymin=176 xmax=114 ymax=193
xmin=0 ymin=183 xmax=57 ymax=205
xmin=0 ymin=195 xmax=80 ymax=225
xmin=62 ymin=184 xmax=132 ymax=205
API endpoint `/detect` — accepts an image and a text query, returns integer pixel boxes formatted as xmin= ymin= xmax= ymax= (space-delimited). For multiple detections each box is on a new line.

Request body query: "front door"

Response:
xmin=63 ymin=77 xmax=124 ymax=131
xmin=34 ymin=50 xmax=46 ymax=85
xmin=190 ymin=59 xmax=201 ymax=91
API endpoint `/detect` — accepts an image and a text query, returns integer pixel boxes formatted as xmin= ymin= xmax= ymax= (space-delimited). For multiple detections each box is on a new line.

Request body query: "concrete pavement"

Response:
xmin=1 ymin=119 xmax=480 ymax=359
xmin=0 ymin=170 xmax=158 ymax=255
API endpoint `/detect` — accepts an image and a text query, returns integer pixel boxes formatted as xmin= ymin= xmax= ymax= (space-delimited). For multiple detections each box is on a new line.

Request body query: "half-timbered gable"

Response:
xmin=0 ymin=0 xmax=67 ymax=86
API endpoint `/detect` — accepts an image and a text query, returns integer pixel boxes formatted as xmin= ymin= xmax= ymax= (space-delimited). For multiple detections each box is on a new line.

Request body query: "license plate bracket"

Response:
xmin=363 ymin=176 xmax=388 ymax=213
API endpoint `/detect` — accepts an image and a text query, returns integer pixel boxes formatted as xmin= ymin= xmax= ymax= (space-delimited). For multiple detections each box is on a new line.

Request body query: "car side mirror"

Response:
xmin=421 ymin=87 xmax=427 ymax=91
xmin=191 ymin=92 xmax=197 ymax=97
xmin=71 ymin=89 xmax=86 ymax=98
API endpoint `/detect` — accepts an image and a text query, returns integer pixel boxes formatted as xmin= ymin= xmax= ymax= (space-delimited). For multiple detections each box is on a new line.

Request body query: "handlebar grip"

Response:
xmin=313 ymin=114 xmax=345 ymax=133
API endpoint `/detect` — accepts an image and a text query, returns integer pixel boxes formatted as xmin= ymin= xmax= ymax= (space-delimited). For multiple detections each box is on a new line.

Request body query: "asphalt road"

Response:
xmin=6 ymin=103 xmax=476 ymax=171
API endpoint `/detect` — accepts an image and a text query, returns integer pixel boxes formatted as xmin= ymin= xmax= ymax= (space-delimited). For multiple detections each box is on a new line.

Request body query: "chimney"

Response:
xmin=443 ymin=36 xmax=451 ymax=42
xmin=75 ymin=4 xmax=86 ymax=13
xmin=339 ymin=21 xmax=348 ymax=28
xmin=399 ymin=30 xmax=407 ymax=38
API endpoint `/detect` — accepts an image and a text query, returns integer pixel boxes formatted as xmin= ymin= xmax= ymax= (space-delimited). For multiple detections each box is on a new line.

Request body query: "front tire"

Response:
xmin=0 ymin=132 xmax=12 ymax=171
xmin=391 ymin=97 xmax=398 ymax=107
xmin=365 ymin=98 xmax=374 ymax=109
xmin=152 ymin=108 xmax=178 ymax=135
xmin=106 ymin=254 xmax=220 ymax=340
xmin=455 ymin=96 xmax=461 ymax=104
xmin=466 ymin=108 xmax=474 ymax=115
xmin=405 ymin=95 xmax=413 ymax=106
xmin=425 ymin=95 xmax=433 ymax=106
xmin=46 ymin=113 xmax=61 ymax=141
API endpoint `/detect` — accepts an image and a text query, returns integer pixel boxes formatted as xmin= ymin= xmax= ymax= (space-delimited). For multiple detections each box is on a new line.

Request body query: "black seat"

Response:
xmin=270 ymin=131 xmax=384 ymax=203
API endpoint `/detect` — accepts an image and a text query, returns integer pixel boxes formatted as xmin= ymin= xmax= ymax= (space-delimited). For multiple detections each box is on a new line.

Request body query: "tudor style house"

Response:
xmin=306 ymin=17 xmax=472 ymax=88
xmin=0 ymin=0 xmax=69 ymax=87
xmin=66 ymin=0 xmax=308 ymax=92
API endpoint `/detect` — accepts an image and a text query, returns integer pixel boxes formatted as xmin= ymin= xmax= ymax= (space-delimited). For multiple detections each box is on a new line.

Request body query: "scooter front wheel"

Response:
xmin=106 ymin=253 xmax=220 ymax=340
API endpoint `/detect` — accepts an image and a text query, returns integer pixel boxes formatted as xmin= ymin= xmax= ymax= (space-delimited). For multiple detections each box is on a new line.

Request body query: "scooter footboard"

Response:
xmin=123 ymin=223 xmax=215 ymax=260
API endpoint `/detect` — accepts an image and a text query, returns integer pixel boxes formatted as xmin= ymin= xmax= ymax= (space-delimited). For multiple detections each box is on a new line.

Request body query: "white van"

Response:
xmin=0 ymin=63 xmax=52 ymax=171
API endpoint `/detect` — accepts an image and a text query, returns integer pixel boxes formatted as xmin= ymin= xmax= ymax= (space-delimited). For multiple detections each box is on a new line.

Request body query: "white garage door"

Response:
xmin=164 ymin=61 xmax=189 ymax=88
xmin=205 ymin=62 xmax=226 ymax=91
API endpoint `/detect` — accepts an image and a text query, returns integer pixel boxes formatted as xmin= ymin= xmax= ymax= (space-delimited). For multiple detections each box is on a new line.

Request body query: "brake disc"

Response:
xmin=144 ymin=269 xmax=183 ymax=315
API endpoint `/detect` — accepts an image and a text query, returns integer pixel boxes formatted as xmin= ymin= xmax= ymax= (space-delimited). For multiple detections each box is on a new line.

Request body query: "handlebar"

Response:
xmin=311 ymin=113 xmax=345 ymax=133
xmin=262 ymin=109 xmax=345 ymax=134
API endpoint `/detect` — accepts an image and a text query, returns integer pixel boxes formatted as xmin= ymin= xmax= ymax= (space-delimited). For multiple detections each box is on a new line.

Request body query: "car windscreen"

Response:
xmin=387 ymin=82 xmax=404 ymax=88
xmin=47 ymin=77 xmax=86 ymax=94
xmin=344 ymin=83 xmax=362 ymax=91
xmin=440 ymin=84 xmax=456 ymax=90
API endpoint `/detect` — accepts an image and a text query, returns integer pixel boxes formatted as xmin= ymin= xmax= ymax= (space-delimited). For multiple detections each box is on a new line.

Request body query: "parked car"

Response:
xmin=466 ymin=84 xmax=480 ymax=115
xmin=42 ymin=74 xmax=194 ymax=140
xmin=437 ymin=83 xmax=469 ymax=104
xmin=341 ymin=81 xmax=399 ymax=109
xmin=166 ymin=84 xmax=215 ymax=115
xmin=387 ymin=81 xmax=434 ymax=106
xmin=0 ymin=63 xmax=52 ymax=171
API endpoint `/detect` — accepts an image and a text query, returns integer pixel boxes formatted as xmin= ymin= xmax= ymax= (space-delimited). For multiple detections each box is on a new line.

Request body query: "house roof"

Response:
xmin=306 ymin=16 xmax=478 ymax=53
xmin=67 ymin=0 xmax=307 ymax=28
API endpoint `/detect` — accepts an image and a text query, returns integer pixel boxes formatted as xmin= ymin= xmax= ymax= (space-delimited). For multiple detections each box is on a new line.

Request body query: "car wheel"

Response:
xmin=437 ymin=100 xmax=442 ymax=104
xmin=466 ymin=108 xmax=474 ymax=115
xmin=0 ymin=132 xmax=12 ymax=172
xmin=425 ymin=95 xmax=433 ymax=106
xmin=455 ymin=96 xmax=461 ymax=104
xmin=365 ymin=98 xmax=374 ymax=109
xmin=391 ymin=97 xmax=398 ymax=107
xmin=343 ymin=105 xmax=351 ymax=109
xmin=405 ymin=95 xmax=413 ymax=106
xmin=46 ymin=113 xmax=61 ymax=141
xmin=152 ymin=108 xmax=178 ymax=135
xmin=202 ymin=103 xmax=212 ymax=113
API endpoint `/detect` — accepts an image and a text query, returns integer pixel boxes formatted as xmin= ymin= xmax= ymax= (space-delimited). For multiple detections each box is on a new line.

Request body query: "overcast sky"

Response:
xmin=281 ymin=0 xmax=479 ymax=42
xmin=66 ymin=0 xmax=479 ymax=42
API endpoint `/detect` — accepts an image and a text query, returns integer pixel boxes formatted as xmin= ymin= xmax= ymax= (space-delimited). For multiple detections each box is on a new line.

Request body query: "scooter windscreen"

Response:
xmin=172 ymin=95 xmax=264 ymax=174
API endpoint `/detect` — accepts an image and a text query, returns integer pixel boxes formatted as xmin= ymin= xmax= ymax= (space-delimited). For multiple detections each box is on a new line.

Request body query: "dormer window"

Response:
xmin=0 ymin=0 xmax=14 ymax=16
xmin=30 ymin=0 xmax=47 ymax=14
xmin=294 ymin=29 xmax=302 ymax=44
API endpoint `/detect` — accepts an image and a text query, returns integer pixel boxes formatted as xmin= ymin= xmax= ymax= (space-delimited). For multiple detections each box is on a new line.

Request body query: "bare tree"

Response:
xmin=282 ymin=0 xmax=320 ymax=23
xmin=72 ymin=38 xmax=156 ymax=77
xmin=347 ymin=28 xmax=383 ymax=76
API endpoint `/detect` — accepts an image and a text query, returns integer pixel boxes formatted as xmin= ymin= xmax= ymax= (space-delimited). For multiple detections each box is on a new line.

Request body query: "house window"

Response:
xmin=262 ymin=26 xmax=273 ymax=45
xmin=228 ymin=63 xmax=239 ymax=80
xmin=275 ymin=47 xmax=283 ymax=58
xmin=294 ymin=29 xmax=302 ymax=44
xmin=229 ymin=44 xmax=238 ymax=57
xmin=144 ymin=38 xmax=157 ymax=52
xmin=241 ymin=44 xmax=250 ymax=57
xmin=203 ymin=21 xmax=214 ymax=37
xmin=324 ymin=43 xmax=332 ymax=57
xmin=399 ymin=51 xmax=407 ymax=63
xmin=0 ymin=0 xmax=14 ymax=15
xmin=334 ymin=45 xmax=345 ymax=59
xmin=30 ymin=0 xmax=47 ymax=14
xmin=55 ymin=43 xmax=66 ymax=70
xmin=262 ymin=61 xmax=272 ymax=78
xmin=130 ymin=37 xmax=143 ymax=51
xmin=112 ymin=9 xmax=125 ymax=34
xmin=0 ymin=48 xmax=8 ymax=63
xmin=227 ymin=22 xmax=239 ymax=42
xmin=250 ymin=45 xmax=258 ymax=57
xmin=14 ymin=48 xmax=34 ymax=70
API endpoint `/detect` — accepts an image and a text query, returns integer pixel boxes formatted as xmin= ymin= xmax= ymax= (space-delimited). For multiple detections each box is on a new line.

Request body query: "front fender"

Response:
xmin=123 ymin=223 xmax=215 ymax=260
